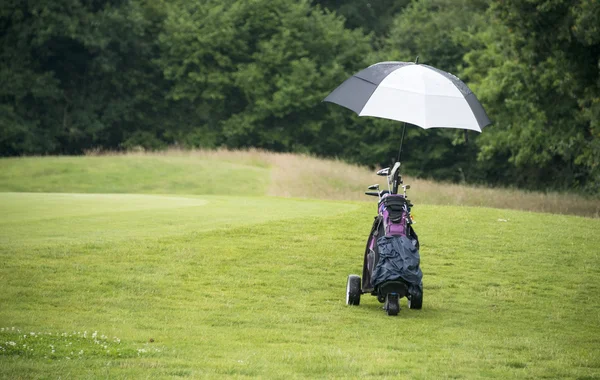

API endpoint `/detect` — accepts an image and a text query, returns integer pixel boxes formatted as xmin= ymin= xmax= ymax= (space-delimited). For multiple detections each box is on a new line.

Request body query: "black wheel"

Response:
xmin=408 ymin=288 xmax=423 ymax=310
xmin=346 ymin=275 xmax=361 ymax=306
xmin=385 ymin=294 xmax=399 ymax=316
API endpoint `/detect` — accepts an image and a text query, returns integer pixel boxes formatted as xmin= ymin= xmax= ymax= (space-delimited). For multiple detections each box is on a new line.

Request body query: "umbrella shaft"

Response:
xmin=396 ymin=122 xmax=406 ymax=163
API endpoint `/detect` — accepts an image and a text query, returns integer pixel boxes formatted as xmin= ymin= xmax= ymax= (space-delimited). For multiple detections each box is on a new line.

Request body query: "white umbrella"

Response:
xmin=324 ymin=61 xmax=491 ymax=132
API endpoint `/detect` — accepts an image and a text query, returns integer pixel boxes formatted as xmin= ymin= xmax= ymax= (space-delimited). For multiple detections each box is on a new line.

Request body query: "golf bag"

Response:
xmin=362 ymin=194 xmax=422 ymax=296
xmin=345 ymin=162 xmax=424 ymax=316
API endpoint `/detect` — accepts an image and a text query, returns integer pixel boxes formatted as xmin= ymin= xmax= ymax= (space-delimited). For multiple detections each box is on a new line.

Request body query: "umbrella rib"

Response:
xmin=356 ymin=76 xmax=392 ymax=116
xmin=353 ymin=75 xmax=379 ymax=86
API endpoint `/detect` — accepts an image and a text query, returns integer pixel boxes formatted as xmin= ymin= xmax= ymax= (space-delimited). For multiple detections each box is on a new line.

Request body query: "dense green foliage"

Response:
xmin=157 ymin=0 xmax=372 ymax=154
xmin=0 ymin=0 xmax=176 ymax=153
xmin=1 ymin=0 xmax=599 ymax=193
xmin=464 ymin=0 xmax=600 ymax=192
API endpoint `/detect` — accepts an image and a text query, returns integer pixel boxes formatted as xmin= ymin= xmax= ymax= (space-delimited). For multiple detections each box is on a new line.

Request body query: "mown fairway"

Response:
xmin=1 ymin=154 xmax=599 ymax=379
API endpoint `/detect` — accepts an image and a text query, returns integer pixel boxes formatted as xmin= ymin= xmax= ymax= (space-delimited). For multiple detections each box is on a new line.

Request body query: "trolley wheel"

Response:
xmin=385 ymin=293 xmax=399 ymax=316
xmin=346 ymin=275 xmax=361 ymax=306
xmin=408 ymin=289 xmax=423 ymax=310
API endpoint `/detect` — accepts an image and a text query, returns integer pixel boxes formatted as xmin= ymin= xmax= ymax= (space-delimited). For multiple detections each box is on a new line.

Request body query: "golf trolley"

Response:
xmin=325 ymin=60 xmax=491 ymax=316
xmin=346 ymin=161 xmax=423 ymax=316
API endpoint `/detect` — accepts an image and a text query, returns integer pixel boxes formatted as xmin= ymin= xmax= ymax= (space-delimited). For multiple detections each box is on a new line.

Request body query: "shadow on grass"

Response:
xmin=347 ymin=299 xmax=442 ymax=320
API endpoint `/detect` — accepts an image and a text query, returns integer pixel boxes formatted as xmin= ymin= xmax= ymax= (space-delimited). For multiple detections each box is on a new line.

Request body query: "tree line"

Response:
xmin=1 ymin=0 xmax=599 ymax=193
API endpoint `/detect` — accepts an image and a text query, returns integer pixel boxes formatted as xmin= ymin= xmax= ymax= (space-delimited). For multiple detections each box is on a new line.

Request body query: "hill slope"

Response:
xmin=1 ymin=150 xmax=599 ymax=217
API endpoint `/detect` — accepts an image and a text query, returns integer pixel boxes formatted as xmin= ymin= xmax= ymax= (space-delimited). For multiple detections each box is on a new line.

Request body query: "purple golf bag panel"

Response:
xmin=379 ymin=194 xmax=408 ymax=237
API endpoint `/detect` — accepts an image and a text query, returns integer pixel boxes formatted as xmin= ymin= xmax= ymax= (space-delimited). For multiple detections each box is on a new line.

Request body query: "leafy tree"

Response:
xmin=464 ymin=0 xmax=600 ymax=192
xmin=311 ymin=0 xmax=410 ymax=37
xmin=0 ymin=0 xmax=173 ymax=155
xmin=157 ymin=0 xmax=373 ymax=154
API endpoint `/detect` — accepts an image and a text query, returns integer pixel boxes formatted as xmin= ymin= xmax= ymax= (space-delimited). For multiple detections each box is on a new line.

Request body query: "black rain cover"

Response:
xmin=372 ymin=235 xmax=423 ymax=292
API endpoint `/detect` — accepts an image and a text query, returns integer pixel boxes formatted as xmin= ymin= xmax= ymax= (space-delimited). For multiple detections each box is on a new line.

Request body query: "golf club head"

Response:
xmin=367 ymin=184 xmax=379 ymax=190
xmin=376 ymin=168 xmax=390 ymax=176
xmin=389 ymin=162 xmax=401 ymax=179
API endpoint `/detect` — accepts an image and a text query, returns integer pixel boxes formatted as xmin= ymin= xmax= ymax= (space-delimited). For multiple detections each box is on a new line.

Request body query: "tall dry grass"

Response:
xmin=264 ymin=151 xmax=600 ymax=218
xmin=87 ymin=148 xmax=600 ymax=218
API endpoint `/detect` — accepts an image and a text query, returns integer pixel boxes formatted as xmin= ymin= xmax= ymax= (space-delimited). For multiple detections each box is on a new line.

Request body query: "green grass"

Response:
xmin=1 ymin=152 xmax=599 ymax=378
xmin=1 ymin=191 xmax=599 ymax=378
xmin=0 ymin=193 xmax=354 ymax=247
xmin=0 ymin=155 xmax=270 ymax=195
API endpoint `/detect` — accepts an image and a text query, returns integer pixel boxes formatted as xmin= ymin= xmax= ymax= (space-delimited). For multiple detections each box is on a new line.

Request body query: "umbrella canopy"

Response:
xmin=324 ymin=61 xmax=491 ymax=132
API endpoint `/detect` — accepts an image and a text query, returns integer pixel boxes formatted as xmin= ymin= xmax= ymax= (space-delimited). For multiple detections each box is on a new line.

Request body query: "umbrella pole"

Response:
xmin=396 ymin=122 xmax=406 ymax=163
